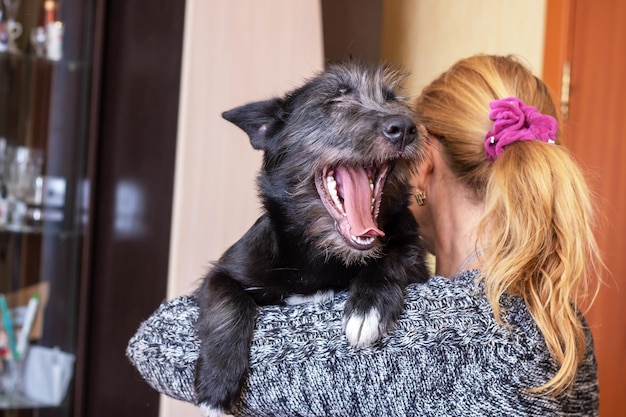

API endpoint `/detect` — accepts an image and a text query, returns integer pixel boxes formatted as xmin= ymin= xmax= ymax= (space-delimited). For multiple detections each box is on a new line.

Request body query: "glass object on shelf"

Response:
xmin=30 ymin=26 xmax=46 ymax=58
xmin=3 ymin=145 xmax=44 ymax=228
xmin=0 ymin=347 xmax=75 ymax=409
xmin=0 ymin=0 xmax=22 ymax=54
xmin=45 ymin=21 xmax=63 ymax=61
xmin=0 ymin=286 xmax=74 ymax=408
xmin=43 ymin=0 xmax=63 ymax=61
xmin=2 ymin=0 xmax=21 ymax=21
xmin=30 ymin=175 xmax=66 ymax=224
xmin=0 ymin=354 xmax=23 ymax=403
xmin=27 ymin=21 xmax=64 ymax=61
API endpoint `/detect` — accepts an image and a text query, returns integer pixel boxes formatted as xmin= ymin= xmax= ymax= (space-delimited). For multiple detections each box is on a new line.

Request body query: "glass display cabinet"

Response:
xmin=0 ymin=0 xmax=96 ymax=415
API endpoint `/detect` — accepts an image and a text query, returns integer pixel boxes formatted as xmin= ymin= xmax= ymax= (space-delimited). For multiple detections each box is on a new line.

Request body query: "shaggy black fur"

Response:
xmin=194 ymin=62 xmax=430 ymax=415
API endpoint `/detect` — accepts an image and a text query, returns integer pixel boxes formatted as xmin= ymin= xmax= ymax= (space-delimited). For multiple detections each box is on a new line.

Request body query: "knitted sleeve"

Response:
xmin=126 ymin=272 xmax=599 ymax=417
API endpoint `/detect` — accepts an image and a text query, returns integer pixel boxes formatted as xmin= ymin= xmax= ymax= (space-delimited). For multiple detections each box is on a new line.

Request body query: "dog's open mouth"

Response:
xmin=315 ymin=164 xmax=390 ymax=250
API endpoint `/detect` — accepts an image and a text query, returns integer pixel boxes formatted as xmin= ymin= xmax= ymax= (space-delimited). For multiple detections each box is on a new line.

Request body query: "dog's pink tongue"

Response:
xmin=335 ymin=165 xmax=384 ymax=238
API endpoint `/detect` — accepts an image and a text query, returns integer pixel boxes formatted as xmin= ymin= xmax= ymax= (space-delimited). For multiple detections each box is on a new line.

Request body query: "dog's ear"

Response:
xmin=222 ymin=98 xmax=285 ymax=150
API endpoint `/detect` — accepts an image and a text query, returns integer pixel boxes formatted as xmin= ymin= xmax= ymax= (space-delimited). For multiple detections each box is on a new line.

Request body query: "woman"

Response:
xmin=127 ymin=55 xmax=603 ymax=416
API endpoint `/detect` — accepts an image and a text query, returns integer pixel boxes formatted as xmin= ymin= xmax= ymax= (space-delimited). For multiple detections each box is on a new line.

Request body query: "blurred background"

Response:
xmin=0 ymin=0 xmax=623 ymax=416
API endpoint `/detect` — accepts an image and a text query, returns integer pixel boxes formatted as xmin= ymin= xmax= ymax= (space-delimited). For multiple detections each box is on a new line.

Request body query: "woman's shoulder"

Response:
xmin=249 ymin=270 xmax=531 ymax=363
xmin=139 ymin=270 xmax=535 ymax=356
xmin=127 ymin=270 xmax=520 ymax=372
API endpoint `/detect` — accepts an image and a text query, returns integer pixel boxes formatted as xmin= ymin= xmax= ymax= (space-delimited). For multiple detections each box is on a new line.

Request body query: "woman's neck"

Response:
xmin=432 ymin=192 xmax=484 ymax=278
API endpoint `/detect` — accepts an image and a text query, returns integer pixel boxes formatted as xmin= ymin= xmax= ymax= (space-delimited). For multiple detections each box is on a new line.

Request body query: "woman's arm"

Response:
xmin=126 ymin=272 xmax=598 ymax=417
xmin=127 ymin=295 xmax=200 ymax=404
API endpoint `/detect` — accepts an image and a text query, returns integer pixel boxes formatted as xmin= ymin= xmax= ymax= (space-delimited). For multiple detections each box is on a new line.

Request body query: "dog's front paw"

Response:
xmin=343 ymin=308 xmax=381 ymax=347
xmin=199 ymin=403 xmax=234 ymax=417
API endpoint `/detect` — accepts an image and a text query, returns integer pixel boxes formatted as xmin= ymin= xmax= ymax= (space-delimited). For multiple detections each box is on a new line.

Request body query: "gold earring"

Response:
xmin=414 ymin=191 xmax=426 ymax=206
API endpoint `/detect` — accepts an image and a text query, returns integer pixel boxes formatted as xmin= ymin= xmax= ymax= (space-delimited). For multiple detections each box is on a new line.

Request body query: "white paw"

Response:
xmin=344 ymin=308 xmax=381 ymax=347
xmin=284 ymin=289 xmax=335 ymax=305
xmin=199 ymin=403 xmax=234 ymax=417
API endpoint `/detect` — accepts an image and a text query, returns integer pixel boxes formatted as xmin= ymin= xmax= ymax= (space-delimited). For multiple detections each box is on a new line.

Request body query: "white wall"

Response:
xmin=161 ymin=1 xmax=324 ymax=416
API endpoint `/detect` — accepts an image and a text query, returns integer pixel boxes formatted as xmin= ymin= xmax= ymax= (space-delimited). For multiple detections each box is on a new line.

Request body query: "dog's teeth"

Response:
xmin=326 ymin=176 xmax=338 ymax=198
xmin=326 ymin=175 xmax=345 ymax=213
xmin=351 ymin=235 xmax=375 ymax=246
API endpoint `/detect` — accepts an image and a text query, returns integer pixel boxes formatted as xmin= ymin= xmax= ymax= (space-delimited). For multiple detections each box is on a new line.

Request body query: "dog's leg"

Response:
xmin=343 ymin=270 xmax=406 ymax=347
xmin=344 ymin=210 xmax=428 ymax=347
xmin=195 ymin=271 xmax=257 ymax=416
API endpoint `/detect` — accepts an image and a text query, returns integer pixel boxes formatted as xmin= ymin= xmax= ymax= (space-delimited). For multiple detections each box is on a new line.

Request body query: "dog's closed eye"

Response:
xmin=382 ymin=87 xmax=397 ymax=102
xmin=327 ymin=88 xmax=355 ymax=105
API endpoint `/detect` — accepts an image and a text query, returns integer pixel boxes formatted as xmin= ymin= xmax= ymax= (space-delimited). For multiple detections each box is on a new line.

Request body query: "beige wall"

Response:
xmin=161 ymin=1 xmax=546 ymax=416
xmin=162 ymin=1 xmax=324 ymax=416
xmin=379 ymin=0 xmax=547 ymax=273
xmin=381 ymin=0 xmax=547 ymax=97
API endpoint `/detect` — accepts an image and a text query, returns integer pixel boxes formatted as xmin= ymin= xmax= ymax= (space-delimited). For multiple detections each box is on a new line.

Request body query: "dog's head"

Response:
xmin=223 ymin=62 xmax=423 ymax=265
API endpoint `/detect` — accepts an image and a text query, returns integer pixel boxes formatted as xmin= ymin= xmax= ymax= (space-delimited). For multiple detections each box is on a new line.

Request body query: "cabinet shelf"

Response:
xmin=0 ymin=393 xmax=52 ymax=410
xmin=0 ymin=51 xmax=91 ymax=72
xmin=0 ymin=224 xmax=82 ymax=238
xmin=0 ymin=224 xmax=45 ymax=235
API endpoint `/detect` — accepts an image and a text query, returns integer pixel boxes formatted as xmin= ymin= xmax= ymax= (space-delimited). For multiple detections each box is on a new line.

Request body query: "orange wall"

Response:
xmin=543 ymin=1 xmax=626 ymax=414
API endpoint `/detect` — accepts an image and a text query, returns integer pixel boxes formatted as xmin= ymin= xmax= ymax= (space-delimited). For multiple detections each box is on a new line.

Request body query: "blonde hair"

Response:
xmin=415 ymin=55 xmax=603 ymax=394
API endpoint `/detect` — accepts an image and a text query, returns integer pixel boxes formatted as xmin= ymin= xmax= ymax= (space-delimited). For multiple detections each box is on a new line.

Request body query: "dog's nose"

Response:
xmin=381 ymin=116 xmax=416 ymax=148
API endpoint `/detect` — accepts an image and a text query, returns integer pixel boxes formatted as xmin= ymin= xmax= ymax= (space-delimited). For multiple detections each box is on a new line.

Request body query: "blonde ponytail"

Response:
xmin=478 ymin=140 xmax=602 ymax=394
xmin=415 ymin=54 xmax=604 ymax=394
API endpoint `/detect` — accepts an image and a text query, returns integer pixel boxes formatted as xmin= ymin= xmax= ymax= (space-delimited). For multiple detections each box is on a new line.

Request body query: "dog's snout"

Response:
xmin=381 ymin=116 xmax=417 ymax=148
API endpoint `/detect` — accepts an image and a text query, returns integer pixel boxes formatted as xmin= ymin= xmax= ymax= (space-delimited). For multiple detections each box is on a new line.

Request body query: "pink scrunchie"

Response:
xmin=484 ymin=97 xmax=558 ymax=162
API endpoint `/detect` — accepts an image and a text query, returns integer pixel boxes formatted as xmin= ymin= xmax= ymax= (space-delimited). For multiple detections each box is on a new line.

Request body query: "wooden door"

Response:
xmin=75 ymin=1 xmax=185 ymax=416
xmin=544 ymin=1 xmax=626 ymax=415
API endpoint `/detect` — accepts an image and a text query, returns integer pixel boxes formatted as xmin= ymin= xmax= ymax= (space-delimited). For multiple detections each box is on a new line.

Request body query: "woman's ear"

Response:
xmin=414 ymin=139 xmax=435 ymax=190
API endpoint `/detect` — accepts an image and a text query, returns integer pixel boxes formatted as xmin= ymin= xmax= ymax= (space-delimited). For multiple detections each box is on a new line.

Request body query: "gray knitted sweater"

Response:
xmin=127 ymin=271 xmax=599 ymax=416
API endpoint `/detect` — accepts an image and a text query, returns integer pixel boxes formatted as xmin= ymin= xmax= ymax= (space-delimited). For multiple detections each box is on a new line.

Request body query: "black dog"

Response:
xmin=194 ymin=62 xmax=429 ymax=416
